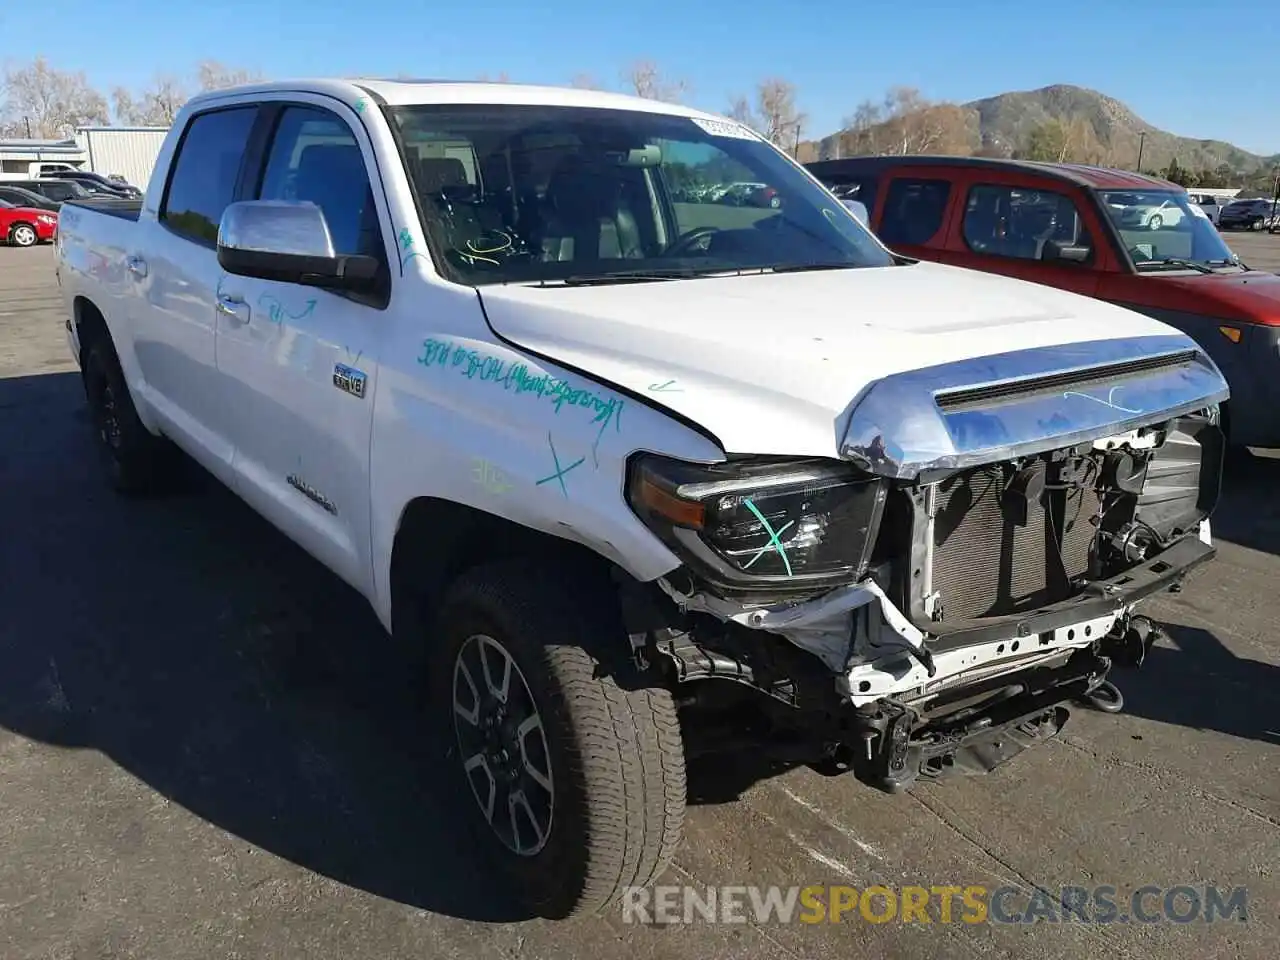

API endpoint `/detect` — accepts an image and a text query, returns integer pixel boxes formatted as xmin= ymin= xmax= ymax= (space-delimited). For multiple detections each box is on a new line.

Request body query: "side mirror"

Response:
xmin=841 ymin=198 xmax=869 ymax=225
xmin=217 ymin=200 xmax=381 ymax=291
xmin=1043 ymin=241 xmax=1091 ymax=263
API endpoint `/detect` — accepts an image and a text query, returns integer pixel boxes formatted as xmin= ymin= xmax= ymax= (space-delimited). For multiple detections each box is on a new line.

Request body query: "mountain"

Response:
xmin=811 ymin=84 xmax=1274 ymax=177
xmin=966 ymin=84 xmax=1265 ymax=172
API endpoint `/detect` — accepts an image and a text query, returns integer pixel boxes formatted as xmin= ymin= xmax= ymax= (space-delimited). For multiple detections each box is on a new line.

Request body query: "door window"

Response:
xmin=879 ymin=178 xmax=952 ymax=246
xmin=160 ymin=106 xmax=258 ymax=245
xmin=962 ymin=183 xmax=1094 ymax=263
xmin=255 ymin=105 xmax=385 ymax=259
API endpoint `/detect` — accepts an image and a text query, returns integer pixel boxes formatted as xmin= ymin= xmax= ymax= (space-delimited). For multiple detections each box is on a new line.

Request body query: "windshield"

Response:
xmin=388 ymin=104 xmax=894 ymax=285
xmin=1098 ymin=189 xmax=1237 ymax=269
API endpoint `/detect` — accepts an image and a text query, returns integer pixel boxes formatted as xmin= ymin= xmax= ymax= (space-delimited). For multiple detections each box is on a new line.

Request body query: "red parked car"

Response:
xmin=806 ymin=156 xmax=1280 ymax=447
xmin=0 ymin=199 xmax=58 ymax=247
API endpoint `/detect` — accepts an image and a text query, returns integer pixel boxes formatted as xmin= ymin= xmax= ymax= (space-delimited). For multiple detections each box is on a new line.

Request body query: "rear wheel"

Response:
xmin=9 ymin=223 xmax=37 ymax=247
xmin=430 ymin=560 xmax=686 ymax=918
xmin=82 ymin=338 xmax=174 ymax=495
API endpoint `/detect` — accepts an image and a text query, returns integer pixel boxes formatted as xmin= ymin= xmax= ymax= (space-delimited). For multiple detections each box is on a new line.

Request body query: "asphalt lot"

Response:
xmin=1 ymin=239 xmax=1278 ymax=959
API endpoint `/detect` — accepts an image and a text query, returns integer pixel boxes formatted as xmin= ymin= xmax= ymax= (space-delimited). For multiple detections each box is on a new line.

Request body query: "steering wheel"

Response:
xmin=664 ymin=226 xmax=720 ymax=257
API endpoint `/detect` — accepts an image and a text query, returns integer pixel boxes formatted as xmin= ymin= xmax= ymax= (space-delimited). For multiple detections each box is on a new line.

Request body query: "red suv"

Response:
xmin=806 ymin=156 xmax=1280 ymax=447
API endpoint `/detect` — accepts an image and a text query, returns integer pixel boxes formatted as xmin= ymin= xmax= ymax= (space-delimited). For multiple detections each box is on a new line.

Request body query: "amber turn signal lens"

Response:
xmin=635 ymin=475 xmax=705 ymax=529
xmin=1218 ymin=326 xmax=1242 ymax=344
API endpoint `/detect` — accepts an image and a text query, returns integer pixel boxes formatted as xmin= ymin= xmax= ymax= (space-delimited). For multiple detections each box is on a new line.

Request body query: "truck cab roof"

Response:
xmin=182 ymin=77 xmax=725 ymax=121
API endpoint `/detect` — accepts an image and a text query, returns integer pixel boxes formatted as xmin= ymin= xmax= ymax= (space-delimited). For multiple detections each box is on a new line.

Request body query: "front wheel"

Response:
xmin=9 ymin=223 xmax=38 ymax=247
xmin=430 ymin=561 xmax=686 ymax=918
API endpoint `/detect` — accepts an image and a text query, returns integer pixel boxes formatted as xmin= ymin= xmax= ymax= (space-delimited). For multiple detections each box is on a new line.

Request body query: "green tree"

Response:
xmin=1021 ymin=120 xmax=1067 ymax=162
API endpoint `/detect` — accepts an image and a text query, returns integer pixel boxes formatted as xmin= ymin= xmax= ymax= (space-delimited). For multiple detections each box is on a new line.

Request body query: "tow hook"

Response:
xmin=1113 ymin=614 xmax=1161 ymax=668
xmin=1077 ymin=616 xmax=1159 ymax=714
xmin=1079 ymin=679 xmax=1125 ymax=714
xmin=1074 ymin=651 xmax=1127 ymax=714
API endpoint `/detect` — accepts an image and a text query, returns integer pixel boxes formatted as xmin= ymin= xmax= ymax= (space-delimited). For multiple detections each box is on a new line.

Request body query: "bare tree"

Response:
xmin=837 ymin=86 xmax=972 ymax=158
xmin=727 ymin=95 xmax=754 ymax=126
xmin=622 ymin=60 xmax=688 ymax=102
xmin=1 ymin=56 xmax=108 ymax=139
xmin=112 ymin=74 xmax=187 ymax=126
xmin=570 ymin=73 xmax=605 ymax=91
xmin=197 ymin=60 xmax=264 ymax=92
xmin=757 ymin=78 xmax=805 ymax=150
xmin=727 ymin=78 xmax=806 ymax=152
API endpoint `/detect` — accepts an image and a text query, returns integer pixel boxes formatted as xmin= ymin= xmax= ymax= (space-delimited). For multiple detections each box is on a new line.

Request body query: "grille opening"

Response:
xmin=934 ymin=350 xmax=1198 ymax=412
xmin=927 ymin=462 xmax=1102 ymax=622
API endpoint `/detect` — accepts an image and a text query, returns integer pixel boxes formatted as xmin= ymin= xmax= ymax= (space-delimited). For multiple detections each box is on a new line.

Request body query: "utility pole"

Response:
xmin=1136 ymin=131 xmax=1146 ymax=172
xmin=1271 ymin=164 xmax=1279 ymax=231
xmin=24 ymin=115 xmax=32 ymax=138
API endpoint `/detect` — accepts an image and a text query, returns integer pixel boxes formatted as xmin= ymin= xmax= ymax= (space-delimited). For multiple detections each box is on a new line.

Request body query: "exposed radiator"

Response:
xmin=930 ymin=466 xmax=1101 ymax=622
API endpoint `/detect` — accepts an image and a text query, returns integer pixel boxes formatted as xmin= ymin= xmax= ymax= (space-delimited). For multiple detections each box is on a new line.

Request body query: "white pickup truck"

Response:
xmin=55 ymin=78 xmax=1229 ymax=918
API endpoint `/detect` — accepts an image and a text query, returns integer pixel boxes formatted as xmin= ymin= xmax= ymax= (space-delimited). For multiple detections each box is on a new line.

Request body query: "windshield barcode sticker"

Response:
xmin=690 ymin=117 xmax=758 ymax=140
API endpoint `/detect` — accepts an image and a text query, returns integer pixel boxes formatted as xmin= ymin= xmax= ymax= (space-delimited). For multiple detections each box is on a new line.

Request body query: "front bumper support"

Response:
xmin=857 ymin=650 xmax=1106 ymax=792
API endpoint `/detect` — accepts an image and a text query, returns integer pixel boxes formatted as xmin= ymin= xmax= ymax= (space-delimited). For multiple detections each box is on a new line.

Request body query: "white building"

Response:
xmin=0 ymin=126 xmax=169 ymax=190
xmin=0 ymin=137 xmax=85 ymax=178
xmin=74 ymin=126 xmax=170 ymax=188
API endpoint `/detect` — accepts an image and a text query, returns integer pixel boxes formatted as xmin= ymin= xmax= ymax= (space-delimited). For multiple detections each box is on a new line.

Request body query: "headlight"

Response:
xmin=626 ymin=454 xmax=888 ymax=598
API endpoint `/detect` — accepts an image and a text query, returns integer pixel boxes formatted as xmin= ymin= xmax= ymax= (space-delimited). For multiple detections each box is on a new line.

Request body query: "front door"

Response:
xmin=214 ymin=99 xmax=392 ymax=593
xmin=942 ymin=176 xmax=1105 ymax=299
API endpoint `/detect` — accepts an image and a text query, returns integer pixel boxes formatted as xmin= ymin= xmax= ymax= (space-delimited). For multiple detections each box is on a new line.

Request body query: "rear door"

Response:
xmin=128 ymin=103 xmax=260 ymax=485
xmin=939 ymin=171 xmax=1107 ymax=298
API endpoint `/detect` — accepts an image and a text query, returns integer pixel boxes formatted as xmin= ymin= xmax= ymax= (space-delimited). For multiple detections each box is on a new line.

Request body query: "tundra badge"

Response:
xmin=333 ymin=363 xmax=367 ymax=399
xmin=287 ymin=474 xmax=338 ymax=515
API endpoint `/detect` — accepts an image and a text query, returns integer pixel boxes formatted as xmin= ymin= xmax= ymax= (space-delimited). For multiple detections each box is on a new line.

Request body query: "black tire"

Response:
xmin=8 ymin=222 xmax=38 ymax=247
xmin=430 ymin=560 xmax=686 ymax=919
xmin=82 ymin=337 xmax=173 ymax=495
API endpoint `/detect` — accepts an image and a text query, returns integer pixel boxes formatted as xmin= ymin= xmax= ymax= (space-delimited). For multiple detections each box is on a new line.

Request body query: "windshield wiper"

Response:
xmin=553 ymin=267 xmax=741 ymax=287
xmin=1136 ymin=257 xmax=1214 ymax=275
xmin=770 ymin=261 xmax=860 ymax=274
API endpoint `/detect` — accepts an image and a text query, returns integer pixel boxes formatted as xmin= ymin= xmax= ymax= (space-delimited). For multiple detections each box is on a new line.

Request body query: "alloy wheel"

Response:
xmin=11 ymin=225 xmax=37 ymax=247
xmin=452 ymin=633 xmax=555 ymax=857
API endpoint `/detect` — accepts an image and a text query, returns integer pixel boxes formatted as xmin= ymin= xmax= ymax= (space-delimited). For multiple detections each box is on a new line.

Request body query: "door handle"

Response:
xmin=126 ymin=255 xmax=147 ymax=278
xmin=215 ymin=292 xmax=249 ymax=323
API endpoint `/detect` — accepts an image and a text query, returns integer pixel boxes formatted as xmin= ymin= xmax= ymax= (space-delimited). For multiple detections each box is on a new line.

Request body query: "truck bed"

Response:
xmin=64 ymin=197 xmax=142 ymax=221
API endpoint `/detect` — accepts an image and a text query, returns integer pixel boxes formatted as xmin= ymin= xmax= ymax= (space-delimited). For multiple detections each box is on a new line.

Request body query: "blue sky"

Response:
xmin=4 ymin=0 xmax=1278 ymax=155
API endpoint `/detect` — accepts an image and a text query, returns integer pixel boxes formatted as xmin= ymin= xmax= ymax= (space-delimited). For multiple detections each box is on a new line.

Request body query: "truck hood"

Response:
xmin=478 ymin=261 xmax=1228 ymax=476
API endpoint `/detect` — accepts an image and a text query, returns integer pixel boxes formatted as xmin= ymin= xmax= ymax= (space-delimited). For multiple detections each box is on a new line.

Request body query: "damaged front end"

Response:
xmin=620 ymin=334 xmax=1228 ymax=792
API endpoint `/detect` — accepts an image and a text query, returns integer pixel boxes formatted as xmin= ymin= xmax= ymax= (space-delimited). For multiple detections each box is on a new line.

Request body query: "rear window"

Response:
xmin=879 ymin=178 xmax=952 ymax=246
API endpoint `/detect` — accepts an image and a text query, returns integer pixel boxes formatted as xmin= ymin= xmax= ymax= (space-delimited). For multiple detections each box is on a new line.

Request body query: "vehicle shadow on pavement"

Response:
xmin=1208 ymin=447 xmax=1280 ymax=556
xmin=1113 ymin=625 xmax=1280 ymax=746
xmin=0 ymin=372 xmax=532 ymax=922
